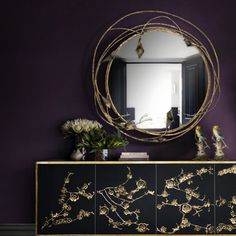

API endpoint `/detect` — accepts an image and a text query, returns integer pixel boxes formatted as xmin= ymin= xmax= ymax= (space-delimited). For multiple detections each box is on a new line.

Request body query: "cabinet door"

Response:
xmin=215 ymin=164 xmax=236 ymax=234
xmin=156 ymin=164 xmax=215 ymax=234
xmin=96 ymin=164 xmax=156 ymax=234
xmin=36 ymin=164 xmax=95 ymax=235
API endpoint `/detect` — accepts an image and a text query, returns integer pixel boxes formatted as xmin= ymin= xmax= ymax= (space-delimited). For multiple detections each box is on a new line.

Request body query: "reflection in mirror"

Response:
xmin=109 ymin=31 xmax=207 ymax=130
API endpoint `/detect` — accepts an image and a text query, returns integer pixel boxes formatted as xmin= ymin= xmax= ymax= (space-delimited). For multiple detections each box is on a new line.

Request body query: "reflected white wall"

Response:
xmin=117 ymin=31 xmax=199 ymax=62
xmin=127 ymin=64 xmax=181 ymax=129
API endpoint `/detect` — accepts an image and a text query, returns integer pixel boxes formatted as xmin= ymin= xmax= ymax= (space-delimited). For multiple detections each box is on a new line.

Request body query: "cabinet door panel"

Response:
xmin=96 ymin=164 xmax=156 ymax=234
xmin=215 ymin=164 xmax=236 ymax=234
xmin=156 ymin=164 xmax=215 ymax=234
xmin=37 ymin=164 xmax=95 ymax=235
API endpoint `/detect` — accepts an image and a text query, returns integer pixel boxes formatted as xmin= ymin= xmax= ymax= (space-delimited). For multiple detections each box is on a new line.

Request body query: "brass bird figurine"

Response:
xmin=195 ymin=125 xmax=210 ymax=149
xmin=212 ymin=125 xmax=228 ymax=148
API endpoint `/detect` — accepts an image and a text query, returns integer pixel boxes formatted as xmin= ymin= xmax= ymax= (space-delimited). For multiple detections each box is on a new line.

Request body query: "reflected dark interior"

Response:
xmin=109 ymin=55 xmax=207 ymax=130
xmin=182 ymin=55 xmax=207 ymax=124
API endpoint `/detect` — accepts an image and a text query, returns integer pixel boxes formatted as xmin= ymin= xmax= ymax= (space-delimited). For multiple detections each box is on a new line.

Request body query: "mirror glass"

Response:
xmin=109 ymin=30 xmax=207 ymax=130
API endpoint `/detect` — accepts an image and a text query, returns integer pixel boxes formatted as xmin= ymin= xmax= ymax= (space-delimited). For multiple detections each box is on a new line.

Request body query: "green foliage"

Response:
xmin=77 ymin=129 xmax=129 ymax=152
xmin=62 ymin=118 xmax=129 ymax=154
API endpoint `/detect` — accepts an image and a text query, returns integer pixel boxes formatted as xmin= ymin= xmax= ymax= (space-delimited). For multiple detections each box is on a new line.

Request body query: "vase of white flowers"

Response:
xmin=62 ymin=118 xmax=129 ymax=161
xmin=62 ymin=118 xmax=103 ymax=160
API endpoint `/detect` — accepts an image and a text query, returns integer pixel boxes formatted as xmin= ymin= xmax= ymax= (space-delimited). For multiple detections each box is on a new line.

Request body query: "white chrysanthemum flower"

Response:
xmin=62 ymin=118 xmax=102 ymax=135
xmin=73 ymin=124 xmax=82 ymax=133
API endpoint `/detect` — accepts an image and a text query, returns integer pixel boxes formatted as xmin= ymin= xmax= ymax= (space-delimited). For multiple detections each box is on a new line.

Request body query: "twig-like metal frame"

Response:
xmin=92 ymin=10 xmax=220 ymax=143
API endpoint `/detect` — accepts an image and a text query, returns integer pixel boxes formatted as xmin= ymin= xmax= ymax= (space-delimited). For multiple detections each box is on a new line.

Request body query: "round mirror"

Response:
xmin=92 ymin=11 xmax=219 ymax=142
xmin=109 ymin=30 xmax=207 ymax=131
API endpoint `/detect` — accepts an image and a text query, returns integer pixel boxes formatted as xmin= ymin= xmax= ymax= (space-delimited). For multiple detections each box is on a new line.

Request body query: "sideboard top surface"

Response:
xmin=36 ymin=161 xmax=236 ymax=165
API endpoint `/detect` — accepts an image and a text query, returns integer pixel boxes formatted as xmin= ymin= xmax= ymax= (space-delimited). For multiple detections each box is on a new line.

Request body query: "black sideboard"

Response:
xmin=36 ymin=161 xmax=236 ymax=235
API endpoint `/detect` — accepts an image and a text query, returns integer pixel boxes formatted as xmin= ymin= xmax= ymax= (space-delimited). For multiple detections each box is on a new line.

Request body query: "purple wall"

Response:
xmin=0 ymin=0 xmax=236 ymax=223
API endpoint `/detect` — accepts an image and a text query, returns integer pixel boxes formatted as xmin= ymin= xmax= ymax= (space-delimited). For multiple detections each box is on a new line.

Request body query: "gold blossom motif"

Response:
xmin=232 ymin=196 xmax=236 ymax=205
xmin=69 ymin=192 xmax=80 ymax=202
xmin=217 ymin=223 xmax=236 ymax=233
xmin=41 ymin=172 xmax=94 ymax=230
xmin=97 ymin=166 xmax=154 ymax=232
xmin=181 ymin=203 xmax=192 ymax=214
xmin=218 ymin=165 xmax=236 ymax=176
xmin=216 ymin=196 xmax=227 ymax=207
xmin=156 ymin=166 xmax=214 ymax=234
xmin=180 ymin=218 xmax=191 ymax=228
xmin=99 ymin=205 xmax=109 ymax=215
xmin=136 ymin=223 xmax=149 ymax=233
xmin=136 ymin=179 xmax=147 ymax=189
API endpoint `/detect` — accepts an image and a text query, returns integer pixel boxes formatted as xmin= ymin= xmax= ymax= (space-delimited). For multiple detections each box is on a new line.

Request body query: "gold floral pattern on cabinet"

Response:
xmin=41 ymin=172 xmax=94 ymax=229
xmin=37 ymin=163 xmax=236 ymax=235
xmin=97 ymin=166 xmax=154 ymax=232
xmin=156 ymin=166 xmax=214 ymax=234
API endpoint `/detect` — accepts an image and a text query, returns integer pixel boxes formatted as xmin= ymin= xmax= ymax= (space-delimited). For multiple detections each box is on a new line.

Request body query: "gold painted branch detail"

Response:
xmin=41 ymin=172 xmax=95 ymax=229
xmin=156 ymin=166 xmax=214 ymax=234
xmin=39 ymin=165 xmax=236 ymax=234
xmin=97 ymin=166 xmax=154 ymax=233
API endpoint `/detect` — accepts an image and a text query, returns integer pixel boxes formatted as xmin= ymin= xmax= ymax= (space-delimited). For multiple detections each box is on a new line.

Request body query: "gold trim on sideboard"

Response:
xmin=36 ymin=161 xmax=236 ymax=165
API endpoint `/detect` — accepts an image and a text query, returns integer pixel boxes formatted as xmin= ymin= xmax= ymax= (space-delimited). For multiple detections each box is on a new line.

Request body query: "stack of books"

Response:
xmin=119 ymin=152 xmax=149 ymax=161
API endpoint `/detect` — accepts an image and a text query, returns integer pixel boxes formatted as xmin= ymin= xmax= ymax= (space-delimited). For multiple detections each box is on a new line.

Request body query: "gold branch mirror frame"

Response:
xmin=92 ymin=10 xmax=220 ymax=143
